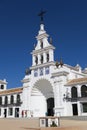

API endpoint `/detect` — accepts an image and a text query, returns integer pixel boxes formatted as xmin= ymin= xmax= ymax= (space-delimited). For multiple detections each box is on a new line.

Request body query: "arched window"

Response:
xmin=47 ymin=53 xmax=49 ymax=62
xmin=17 ymin=94 xmax=20 ymax=103
xmin=35 ymin=56 xmax=38 ymax=65
xmin=71 ymin=87 xmax=77 ymax=98
xmin=0 ymin=97 xmax=2 ymax=105
xmin=81 ymin=85 xmax=87 ymax=97
xmin=5 ymin=96 xmax=8 ymax=105
xmin=10 ymin=95 xmax=14 ymax=104
xmin=1 ymin=85 xmax=4 ymax=89
xmin=40 ymin=40 xmax=43 ymax=48
xmin=40 ymin=68 xmax=43 ymax=76
xmin=34 ymin=69 xmax=38 ymax=77
xmin=41 ymin=55 xmax=43 ymax=64
xmin=45 ymin=66 xmax=49 ymax=74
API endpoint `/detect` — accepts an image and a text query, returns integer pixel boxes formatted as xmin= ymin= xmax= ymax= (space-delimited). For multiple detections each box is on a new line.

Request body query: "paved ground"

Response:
xmin=0 ymin=117 xmax=87 ymax=130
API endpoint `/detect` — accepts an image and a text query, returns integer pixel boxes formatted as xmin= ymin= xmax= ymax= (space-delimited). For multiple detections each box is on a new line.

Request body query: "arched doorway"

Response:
xmin=31 ymin=79 xmax=54 ymax=117
xmin=47 ymin=98 xmax=54 ymax=116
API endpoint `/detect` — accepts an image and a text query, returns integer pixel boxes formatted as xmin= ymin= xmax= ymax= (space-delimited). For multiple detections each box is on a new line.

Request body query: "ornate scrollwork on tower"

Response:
xmin=55 ymin=60 xmax=59 ymax=68
xmin=55 ymin=58 xmax=64 ymax=68
xmin=50 ymin=37 xmax=52 ymax=44
xmin=25 ymin=68 xmax=31 ymax=75
xmin=60 ymin=58 xmax=63 ymax=67
xmin=34 ymin=44 xmax=36 ymax=49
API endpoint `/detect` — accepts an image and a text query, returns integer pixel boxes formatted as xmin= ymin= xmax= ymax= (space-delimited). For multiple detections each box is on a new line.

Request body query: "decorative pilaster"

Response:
xmin=54 ymin=80 xmax=62 ymax=108
xmin=49 ymin=50 xmax=54 ymax=62
xmin=53 ymin=79 xmax=64 ymax=116
xmin=77 ymin=85 xmax=81 ymax=97
xmin=32 ymin=55 xmax=35 ymax=66
xmin=43 ymin=52 xmax=46 ymax=63
xmin=38 ymin=54 xmax=41 ymax=64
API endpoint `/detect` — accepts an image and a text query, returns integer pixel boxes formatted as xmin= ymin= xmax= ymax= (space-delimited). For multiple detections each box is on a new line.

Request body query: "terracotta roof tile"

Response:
xmin=0 ymin=87 xmax=23 ymax=95
xmin=65 ymin=77 xmax=87 ymax=86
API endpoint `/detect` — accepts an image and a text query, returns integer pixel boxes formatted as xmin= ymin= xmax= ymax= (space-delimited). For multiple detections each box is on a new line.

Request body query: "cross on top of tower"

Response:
xmin=38 ymin=10 xmax=46 ymax=24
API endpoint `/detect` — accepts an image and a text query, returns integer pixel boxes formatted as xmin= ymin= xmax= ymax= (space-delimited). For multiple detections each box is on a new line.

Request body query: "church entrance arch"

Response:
xmin=31 ymin=78 xmax=54 ymax=117
xmin=47 ymin=98 xmax=54 ymax=116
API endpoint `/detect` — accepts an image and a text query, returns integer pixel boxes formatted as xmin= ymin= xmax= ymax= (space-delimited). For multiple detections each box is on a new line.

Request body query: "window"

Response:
xmin=45 ymin=67 xmax=50 ymax=75
xmin=40 ymin=55 xmax=43 ymax=64
xmin=47 ymin=53 xmax=49 ymax=62
xmin=0 ymin=97 xmax=2 ymax=105
xmin=71 ymin=87 xmax=77 ymax=98
xmin=81 ymin=85 xmax=87 ymax=97
xmin=1 ymin=85 xmax=4 ymax=89
xmin=40 ymin=40 xmax=43 ymax=48
xmin=0 ymin=108 xmax=1 ymax=116
xmin=42 ymin=119 xmax=45 ymax=124
xmin=8 ymin=108 xmax=13 ymax=116
xmin=82 ymin=103 xmax=87 ymax=113
xmin=35 ymin=56 xmax=38 ymax=65
xmin=17 ymin=94 xmax=20 ymax=103
xmin=10 ymin=95 xmax=14 ymax=104
xmin=5 ymin=96 xmax=8 ymax=105
xmin=34 ymin=69 xmax=38 ymax=77
xmin=40 ymin=68 xmax=43 ymax=76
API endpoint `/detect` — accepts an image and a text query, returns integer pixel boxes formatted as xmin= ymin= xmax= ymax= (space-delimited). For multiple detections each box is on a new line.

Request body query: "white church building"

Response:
xmin=0 ymin=15 xmax=87 ymax=118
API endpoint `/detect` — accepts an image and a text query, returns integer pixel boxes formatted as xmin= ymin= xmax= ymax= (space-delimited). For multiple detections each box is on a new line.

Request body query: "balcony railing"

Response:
xmin=65 ymin=97 xmax=87 ymax=102
xmin=0 ymin=100 xmax=22 ymax=107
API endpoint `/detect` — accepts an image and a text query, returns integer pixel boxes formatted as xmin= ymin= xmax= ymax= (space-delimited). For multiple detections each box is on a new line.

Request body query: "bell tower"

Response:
xmin=31 ymin=11 xmax=55 ymax=77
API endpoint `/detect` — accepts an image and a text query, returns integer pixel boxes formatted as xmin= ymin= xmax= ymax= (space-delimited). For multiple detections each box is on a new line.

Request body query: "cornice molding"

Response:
xmin=52 ymin=71 xmax=69 ymax=77
xmin=31 ymin=45 xmax=55 ymax=55
xmin=21 ymin=78 xmax=30 ymax=83
xmin=30 ymin=61 xmax=55 ymax=70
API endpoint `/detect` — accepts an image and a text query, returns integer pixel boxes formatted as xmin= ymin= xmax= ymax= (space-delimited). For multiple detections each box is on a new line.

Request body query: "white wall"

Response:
xmin=30 ymin=94 xmax=47 ymax=117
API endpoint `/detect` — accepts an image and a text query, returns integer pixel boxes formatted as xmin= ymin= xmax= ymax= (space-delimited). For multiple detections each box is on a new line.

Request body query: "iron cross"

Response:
xmin=38 ymin=10 xmax=46 ymax=23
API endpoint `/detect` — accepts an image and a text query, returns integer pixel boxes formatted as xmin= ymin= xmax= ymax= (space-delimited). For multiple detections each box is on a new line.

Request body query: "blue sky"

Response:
xmin=0 ymin=0 xmax=87 ymax=89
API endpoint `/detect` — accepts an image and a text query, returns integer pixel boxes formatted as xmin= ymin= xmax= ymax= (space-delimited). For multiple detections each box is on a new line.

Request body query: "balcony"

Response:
xmin=65 ymin=97 xmax=87 ymax=102
xmin=0 ymin=100 xmax=22 ymax=107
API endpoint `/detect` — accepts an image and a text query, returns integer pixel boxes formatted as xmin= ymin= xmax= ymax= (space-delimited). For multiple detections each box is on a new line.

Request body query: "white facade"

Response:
xmin=0 ymin=22 xmax=87 ymax=118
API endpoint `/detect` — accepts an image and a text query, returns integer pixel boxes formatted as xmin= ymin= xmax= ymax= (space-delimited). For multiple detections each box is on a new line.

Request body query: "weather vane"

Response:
xmin=38 ymin=10 xmax=46 ymax=23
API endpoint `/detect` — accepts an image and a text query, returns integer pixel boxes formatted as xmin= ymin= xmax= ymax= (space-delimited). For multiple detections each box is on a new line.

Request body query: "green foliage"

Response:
xmin=50 ymin=121 xmax=57 ymax=127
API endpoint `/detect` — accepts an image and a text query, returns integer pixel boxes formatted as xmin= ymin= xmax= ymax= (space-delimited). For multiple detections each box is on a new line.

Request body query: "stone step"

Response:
xmin=61 ymin=116 xmax=87 ymax=121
